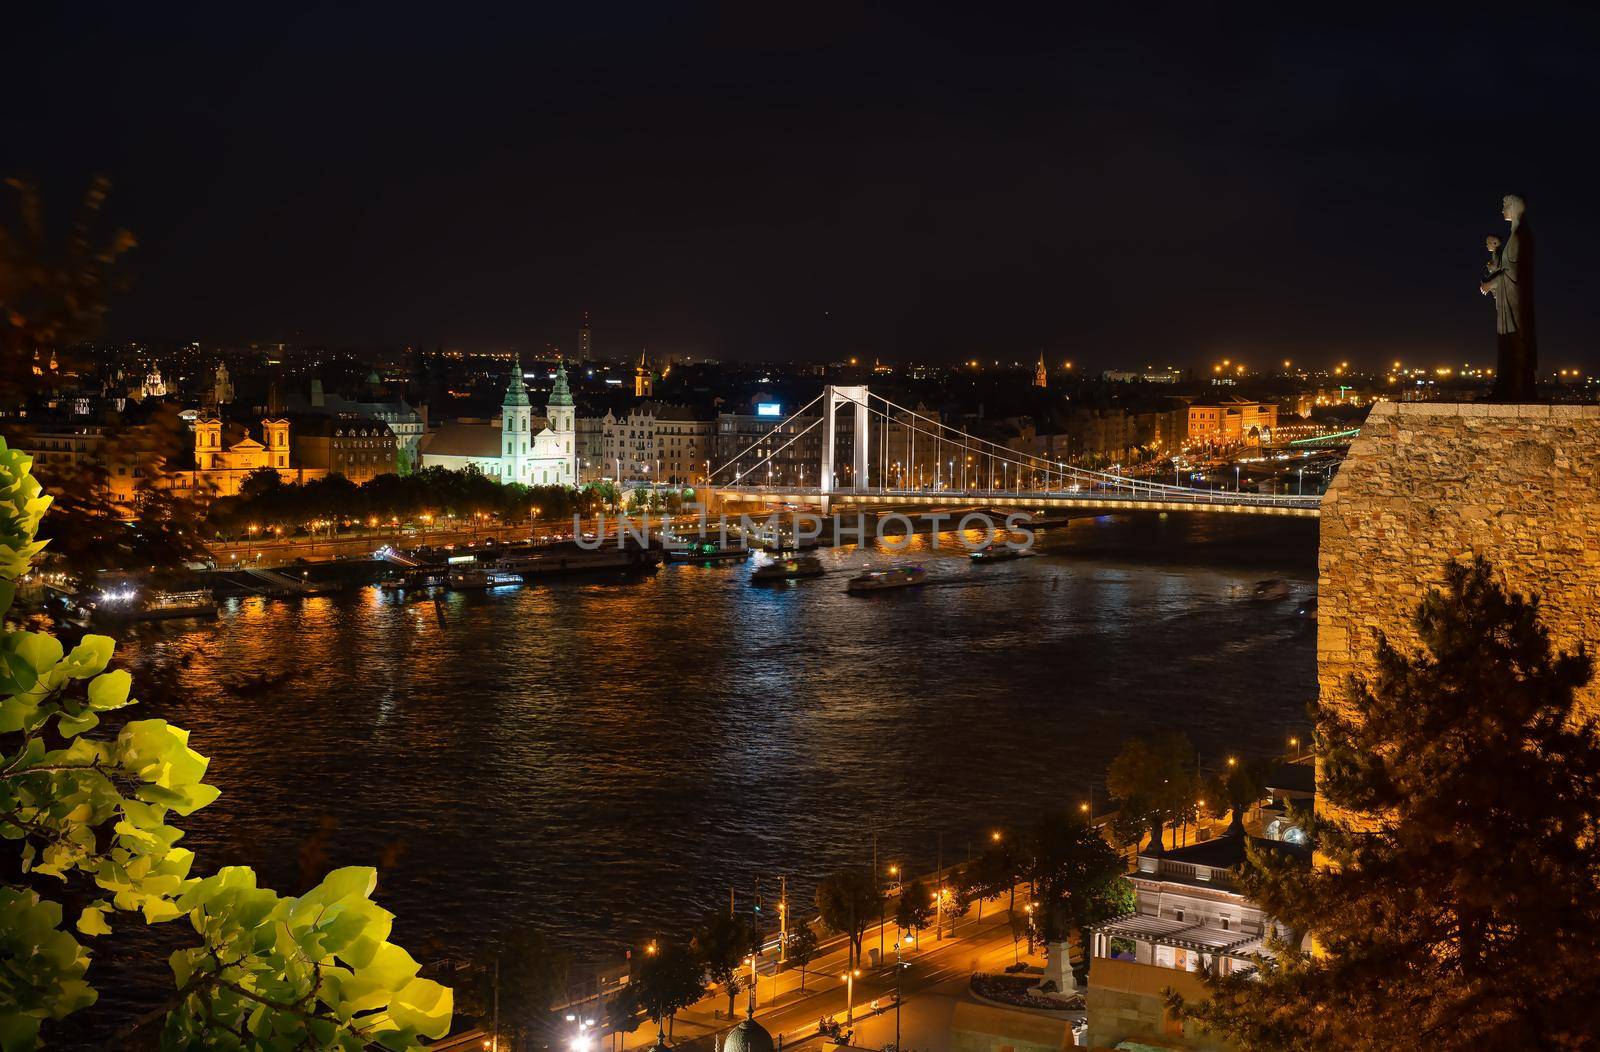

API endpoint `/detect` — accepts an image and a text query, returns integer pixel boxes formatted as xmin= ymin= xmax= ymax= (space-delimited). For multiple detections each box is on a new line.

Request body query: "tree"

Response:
xmin=630 ymin=939 xmax=704 ymax=1040
xmin=785 ymin=924 xmax=819 ymax=992
xmin=492 ymin=929 xmax=573 ymax=1048
xmin=1175 ymin=559 xmax=1600 ymax=1049
xmin=815 ymin=867 xmax=881 ymax=969
xmin=1023 ymin=814 xmax=1125 ymax=975
xmin=0 ymin=439 xmax=452 ymax=1047
xmin=1106 ymin=731 xmax=1199 ymax=854
xmin=967 ymin=838 xmax=1021 ymax=918
xmin=894 ymin=878 xmax=933 ymax=947
xmin=1202 ymin=756 xmax=1272 ymax=835
xmin=694 ymin=909 xmax=758 ymax=1018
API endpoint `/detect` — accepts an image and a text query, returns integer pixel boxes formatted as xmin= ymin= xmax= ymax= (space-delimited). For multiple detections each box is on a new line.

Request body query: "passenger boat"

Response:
xmin=1251 ymin=578 xmax=1292 ymax=602
xmin=378 ymin=576 xmax=407 ymax=592
xmin=846 ymin=566 xmax=928 ymax=593
xmin=447 ymin=567 xmax=522 ymax=590
xmin=90 ymin=588 xmax=219 ymax=624
xmin=751 ymin=552 xmax=826 ymax=583
xmin=665 ymin=540 xmax=751 ymax=563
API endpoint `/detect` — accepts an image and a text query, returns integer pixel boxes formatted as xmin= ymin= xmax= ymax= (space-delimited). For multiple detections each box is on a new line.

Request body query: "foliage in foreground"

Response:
xmin=0 ymin=438 xmax=451 ymax=1049
xmin=1173 ymin=559 xmax=1600 ymax=1050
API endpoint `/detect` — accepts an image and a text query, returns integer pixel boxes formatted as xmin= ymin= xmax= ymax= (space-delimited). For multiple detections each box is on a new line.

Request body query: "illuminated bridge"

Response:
xmin=708 ymin=386 xmax=1322 ymax=518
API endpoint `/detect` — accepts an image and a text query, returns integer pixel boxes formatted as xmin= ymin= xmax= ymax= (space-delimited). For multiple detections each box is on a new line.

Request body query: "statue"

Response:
xmin=1480 ymin=194 xmax=1537 ymax=400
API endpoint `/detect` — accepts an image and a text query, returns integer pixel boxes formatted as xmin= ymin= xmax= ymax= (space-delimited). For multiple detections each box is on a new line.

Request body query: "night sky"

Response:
xmin=15 ymin=4 xmax=1600 ymax=367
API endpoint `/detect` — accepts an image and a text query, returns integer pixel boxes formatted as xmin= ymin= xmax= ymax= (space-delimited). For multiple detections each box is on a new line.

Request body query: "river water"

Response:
xmin=89 ymin=512 xmax=1316 ymax=1030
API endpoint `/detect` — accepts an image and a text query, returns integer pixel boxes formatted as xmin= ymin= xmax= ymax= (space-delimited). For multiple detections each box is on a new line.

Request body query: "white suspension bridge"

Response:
xmin=708 ymin=386 xmax=1321 ymax=517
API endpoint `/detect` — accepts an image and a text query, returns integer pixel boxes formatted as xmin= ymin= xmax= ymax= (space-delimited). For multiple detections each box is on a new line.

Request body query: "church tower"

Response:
xmin=502 ymin=354 xmax=533 ymax=483
xmin=193 ymin=417 xmax=222 ymax=470
xmin=634 ymin=349 xmax=653 ymax=398
xmin=213 ymin=362 xmax=235 ymax=406
xmin=1034 ymin=352 xmax=1048 ymax=389
xmin=261 ymin=418 xmax=290 ymax=469
xmin=547 ymin=361 xmax=576 ymax=485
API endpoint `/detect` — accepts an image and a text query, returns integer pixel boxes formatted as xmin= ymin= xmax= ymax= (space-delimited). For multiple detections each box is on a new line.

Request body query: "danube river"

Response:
xmin=100 ymin=512 xmax=1315 ymax=1016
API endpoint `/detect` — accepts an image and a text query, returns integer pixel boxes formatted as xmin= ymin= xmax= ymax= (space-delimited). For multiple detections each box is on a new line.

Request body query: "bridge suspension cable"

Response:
xmin=706 ymin=391 xmax=825 ymax=483
xmin=707 ymin=383 xmax=1319 ymax=510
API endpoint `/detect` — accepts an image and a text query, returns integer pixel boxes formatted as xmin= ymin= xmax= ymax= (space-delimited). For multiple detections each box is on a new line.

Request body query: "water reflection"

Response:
xmin=117 ymin=514 xmax=1316 ymax=973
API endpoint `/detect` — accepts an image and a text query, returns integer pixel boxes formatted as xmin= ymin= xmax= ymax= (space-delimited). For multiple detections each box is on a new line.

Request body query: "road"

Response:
xmin=615 ymin=904 xmax=1038 ymax=1052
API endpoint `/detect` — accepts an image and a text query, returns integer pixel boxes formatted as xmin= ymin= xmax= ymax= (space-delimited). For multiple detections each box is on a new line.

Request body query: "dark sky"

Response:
xmin=15 ymin=3 xmax=1600 ymax=367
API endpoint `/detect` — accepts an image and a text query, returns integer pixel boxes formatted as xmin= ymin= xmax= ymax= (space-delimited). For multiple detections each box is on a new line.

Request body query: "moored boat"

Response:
xmin=665 ymin=540 xmax=751 ymax=563
xmin=846 ymin=566 xmax=928 ymax=593
xmin=496 ymin=542 xmax=660 ymax=578
xmin=447 ymin=567 xmax=523 ymax=590
xmin=90 ymin=588 xmax=218 ymax=624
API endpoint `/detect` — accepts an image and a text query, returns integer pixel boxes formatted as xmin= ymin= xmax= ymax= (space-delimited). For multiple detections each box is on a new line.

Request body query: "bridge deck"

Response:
xmin=710 ymin=486 xmax=1320 ymax=517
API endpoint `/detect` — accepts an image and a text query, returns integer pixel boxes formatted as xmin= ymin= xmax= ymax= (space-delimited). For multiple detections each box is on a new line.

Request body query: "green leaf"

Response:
xmin=56 ymin=710 xmax=99 ymax=738
xmin=0 ymin=1013 xmax=41 ymax=1052
xmin=12 ymin=632 xmax=63 ymax=675
xmin=76 ymin=906 xmax=112 ymax=937
xmin=87 ymin=668 xmax=132 ymax=709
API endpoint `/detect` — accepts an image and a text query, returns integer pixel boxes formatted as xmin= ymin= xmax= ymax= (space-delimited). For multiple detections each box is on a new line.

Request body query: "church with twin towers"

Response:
xmin=416 ymin=355 xmax=576 ymax=486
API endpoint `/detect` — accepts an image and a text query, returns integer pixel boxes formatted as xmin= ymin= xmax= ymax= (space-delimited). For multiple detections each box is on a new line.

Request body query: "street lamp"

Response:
xmin=566 ymin=1014 xmax=595 ymax=1052
xmin=894 ymin=935 xmax=912 ymax=1050
xmin=845 ymin=967 xmax=860 ymax=1024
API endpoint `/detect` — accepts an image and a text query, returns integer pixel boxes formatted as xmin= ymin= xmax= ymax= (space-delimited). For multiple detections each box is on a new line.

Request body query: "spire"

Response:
xmin=504 ymin=353 xmax=530 ymax=407
xmin=549 ymin=360 xmax=574 ymax=407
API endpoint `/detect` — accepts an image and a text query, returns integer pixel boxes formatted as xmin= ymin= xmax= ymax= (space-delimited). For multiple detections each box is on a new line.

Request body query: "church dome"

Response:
xmin=722 ymin=1016 xmax=775 ymax=1052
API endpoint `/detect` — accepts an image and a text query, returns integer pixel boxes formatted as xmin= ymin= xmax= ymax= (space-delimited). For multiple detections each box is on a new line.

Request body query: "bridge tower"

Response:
xmin=820 ymin=385 xmax=870 ymax=495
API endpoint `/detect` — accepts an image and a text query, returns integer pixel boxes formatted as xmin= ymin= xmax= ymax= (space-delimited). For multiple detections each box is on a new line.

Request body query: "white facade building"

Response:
xmin=418 ymin=357 xmax=576 ymax=486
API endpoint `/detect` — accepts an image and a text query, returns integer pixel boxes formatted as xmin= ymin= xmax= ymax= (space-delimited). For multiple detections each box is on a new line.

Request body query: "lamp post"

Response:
xmin=845 ymin=967 xmax=860 ymax=1024
xmin=895 ymin=935 xmax=911 ymax=1052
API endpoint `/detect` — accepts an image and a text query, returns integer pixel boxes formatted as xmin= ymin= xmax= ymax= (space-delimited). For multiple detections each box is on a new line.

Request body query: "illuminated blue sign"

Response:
xmin=757 ymin=403 xmax=782 ymax=417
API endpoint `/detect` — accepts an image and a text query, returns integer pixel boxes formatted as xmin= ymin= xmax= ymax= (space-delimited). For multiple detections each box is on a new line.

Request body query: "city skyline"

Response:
xmin=14 ymin=5 xmax=1600 ymax=366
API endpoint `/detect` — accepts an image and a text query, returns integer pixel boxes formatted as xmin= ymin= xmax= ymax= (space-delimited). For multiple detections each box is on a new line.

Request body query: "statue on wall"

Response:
xmin=1480 ymin=194 xmax=1537 ymax=401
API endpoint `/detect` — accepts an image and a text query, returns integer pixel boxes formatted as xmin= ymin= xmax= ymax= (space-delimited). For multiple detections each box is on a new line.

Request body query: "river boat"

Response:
xmin=846 ymin=566 xmax=928 ymax=593
xmin=969 ymin=542 xmax=1031 ymax=563
xmin=751 ymin=552 xmax=825 ymax=583
xmin=447 ymin=567 xmax=522 ymax=590
xmin=495 ymin=542 xmax=661 ymax=579
xmin=1251 ymin=578 xmax=1292 ymax=602
xmin=90 ymin=588 xmax=218 ymax=624
xmin=665 ymin=540 xmax=751 ymax=563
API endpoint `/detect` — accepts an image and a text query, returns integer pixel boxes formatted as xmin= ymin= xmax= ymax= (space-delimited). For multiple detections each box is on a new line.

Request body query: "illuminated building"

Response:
xmin=634 ymin=350 xmax=654 ymax=398
xmin=1186 ymin=398 xmax=1278 ymax=446
xmin=417 ymin=357 xmax=575 ymax=485
xmin=600 ymin=402 xmax=713 ymax=485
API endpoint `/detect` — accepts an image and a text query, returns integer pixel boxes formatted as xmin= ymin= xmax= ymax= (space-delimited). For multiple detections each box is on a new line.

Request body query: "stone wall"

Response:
xmin=1319 ymin=402 xmax=1600 ymax=719
xmin=1084 ymin=958 xmax=1233 ymax=1051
